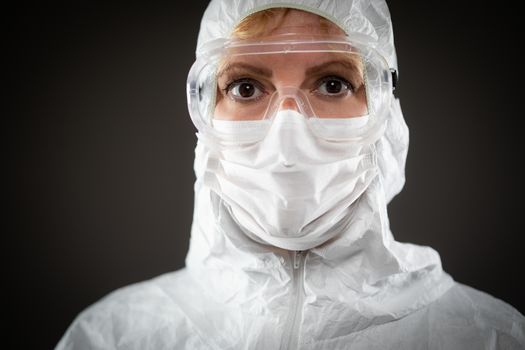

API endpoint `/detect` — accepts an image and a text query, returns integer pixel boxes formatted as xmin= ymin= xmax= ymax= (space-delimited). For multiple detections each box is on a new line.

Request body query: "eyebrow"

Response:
xmin=305 ymin=59 xmax=361 ymax=76
xmin=217 ymin=62 xmax=273 ymax=79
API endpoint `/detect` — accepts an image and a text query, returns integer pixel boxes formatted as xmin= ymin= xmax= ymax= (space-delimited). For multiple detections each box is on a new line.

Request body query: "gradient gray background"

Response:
xmin=9 ymin=1 xmax=524 ymax=348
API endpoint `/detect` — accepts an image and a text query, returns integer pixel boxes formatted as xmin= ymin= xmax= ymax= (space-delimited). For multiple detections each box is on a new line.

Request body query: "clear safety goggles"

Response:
xmin=187 ymin=34 xmax=396 ymax=144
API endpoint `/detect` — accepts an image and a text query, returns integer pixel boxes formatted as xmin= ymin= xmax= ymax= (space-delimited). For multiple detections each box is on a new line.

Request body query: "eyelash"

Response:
xmin=223 ymin=78 xmax=265 ymax=97
xmin=222 ymin=74 xmax=356 ymax=101
xmin=314 ymin=75 xmax=354 ymax=95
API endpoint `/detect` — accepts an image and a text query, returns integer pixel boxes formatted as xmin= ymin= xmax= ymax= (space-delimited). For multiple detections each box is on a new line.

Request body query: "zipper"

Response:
xmin=280 ymin=250 xmax=306 ymax=350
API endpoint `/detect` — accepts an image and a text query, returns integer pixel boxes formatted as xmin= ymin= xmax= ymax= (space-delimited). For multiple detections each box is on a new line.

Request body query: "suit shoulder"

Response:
xmin=55 ymin=269 xmax=204 ymax=350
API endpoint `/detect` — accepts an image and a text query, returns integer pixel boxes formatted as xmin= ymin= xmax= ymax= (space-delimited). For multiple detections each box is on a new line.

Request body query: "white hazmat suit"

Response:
xmin=56 ymin=0 xmax=525 ymax=349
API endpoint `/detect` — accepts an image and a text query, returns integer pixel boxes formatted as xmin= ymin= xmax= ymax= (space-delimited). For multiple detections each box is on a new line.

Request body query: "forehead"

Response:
xmin=216 ymin=52 xmax=365 ymax=88
xmin=221 ymin=51 xmax=360 ymax=71
xmin=220 ymin=10 xmax=359 ymax=76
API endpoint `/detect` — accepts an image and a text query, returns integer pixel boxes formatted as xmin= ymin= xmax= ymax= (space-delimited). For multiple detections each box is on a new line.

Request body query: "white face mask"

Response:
xmin=198 ymin=109 xmax=379 ymax=251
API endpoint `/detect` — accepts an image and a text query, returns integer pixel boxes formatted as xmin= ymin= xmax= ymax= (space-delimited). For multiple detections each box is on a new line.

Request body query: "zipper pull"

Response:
xmin=293 ymin=251 xmax=302 ymax=269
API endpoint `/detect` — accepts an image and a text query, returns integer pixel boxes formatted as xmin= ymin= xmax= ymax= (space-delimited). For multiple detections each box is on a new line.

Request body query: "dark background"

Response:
xmin=9 ymin=1 xmax=524 ymax=348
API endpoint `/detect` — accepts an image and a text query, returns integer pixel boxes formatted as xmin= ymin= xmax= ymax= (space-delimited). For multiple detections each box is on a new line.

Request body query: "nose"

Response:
xmin=279 ymin=97 xmax=300 ymax=111
xmin=273 ymin=87 xmax=311 ymax=116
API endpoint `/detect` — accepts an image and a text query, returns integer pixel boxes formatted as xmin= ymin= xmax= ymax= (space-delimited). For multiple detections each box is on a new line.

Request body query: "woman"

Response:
xmin=56 ymin=0 xmax=524 ymax=349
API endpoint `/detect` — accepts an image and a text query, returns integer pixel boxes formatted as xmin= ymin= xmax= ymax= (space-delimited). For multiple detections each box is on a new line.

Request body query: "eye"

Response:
xmin=315 ymin=76 xmax=353 ymax=97
xmin=226 ymin=78 xmax=265 ymax=101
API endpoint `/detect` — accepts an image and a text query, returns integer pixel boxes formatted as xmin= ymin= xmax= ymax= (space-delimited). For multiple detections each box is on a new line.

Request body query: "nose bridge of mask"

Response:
xmin=263 ymin=109 xmax=318 ymax=167
xmin=263 ymin=87 xmax=314 ymax=168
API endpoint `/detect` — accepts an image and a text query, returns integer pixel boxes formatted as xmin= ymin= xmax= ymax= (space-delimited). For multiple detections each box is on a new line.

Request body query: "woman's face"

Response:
xmin=214 ymin=10 xmax=369 ymax=121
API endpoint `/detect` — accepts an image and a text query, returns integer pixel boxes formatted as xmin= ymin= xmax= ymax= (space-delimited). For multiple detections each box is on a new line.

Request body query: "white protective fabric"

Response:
xmin=203 ymin=109 xmax=378 ymax=251
xmin=56 ymin=0 xmax=525 ymax=349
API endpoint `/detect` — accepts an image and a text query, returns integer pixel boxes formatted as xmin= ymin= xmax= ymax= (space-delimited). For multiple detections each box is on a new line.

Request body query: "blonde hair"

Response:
xmin=233 ymin=8 xmax=340 ymax=39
